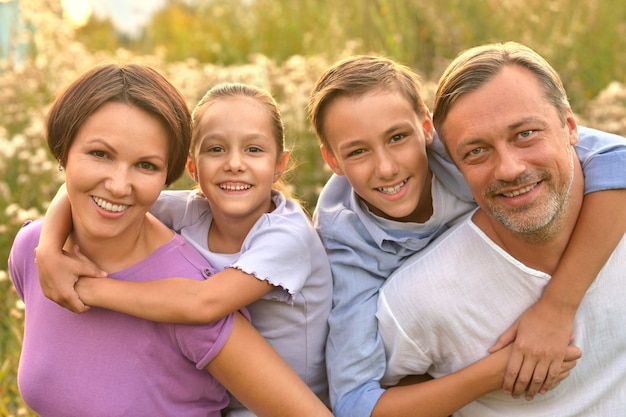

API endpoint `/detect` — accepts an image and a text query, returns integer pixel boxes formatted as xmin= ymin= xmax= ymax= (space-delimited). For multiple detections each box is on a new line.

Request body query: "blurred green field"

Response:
xmin=1 ymin=0 xmax=625 ymax=415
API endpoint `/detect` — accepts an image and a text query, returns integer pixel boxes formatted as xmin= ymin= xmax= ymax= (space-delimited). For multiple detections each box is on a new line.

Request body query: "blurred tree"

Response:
xmin=74 ymin=14 xmax=125 ymax=51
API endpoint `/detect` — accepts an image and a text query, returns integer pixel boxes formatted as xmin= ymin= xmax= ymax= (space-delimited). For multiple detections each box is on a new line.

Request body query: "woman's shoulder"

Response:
xmin=136 ymin=233 xmax=217 ymax=281
xmin=11 ymin=219 xmax=42 ymax=252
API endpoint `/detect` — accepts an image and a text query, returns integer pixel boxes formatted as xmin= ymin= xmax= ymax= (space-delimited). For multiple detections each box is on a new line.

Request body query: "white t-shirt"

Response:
xmin=378 ymin=214 xmax=626 ymax=416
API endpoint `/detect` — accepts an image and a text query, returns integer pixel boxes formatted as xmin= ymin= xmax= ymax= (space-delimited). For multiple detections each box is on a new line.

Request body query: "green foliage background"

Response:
xmin=77 ymin=0 xmax=626 ymax=112
xmin=1 ymin=0 xmax=625 ymax=415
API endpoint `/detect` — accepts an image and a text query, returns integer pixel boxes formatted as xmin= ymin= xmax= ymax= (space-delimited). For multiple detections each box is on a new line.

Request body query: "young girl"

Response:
xmin=36 ymin=83 xmax=332 ymax=416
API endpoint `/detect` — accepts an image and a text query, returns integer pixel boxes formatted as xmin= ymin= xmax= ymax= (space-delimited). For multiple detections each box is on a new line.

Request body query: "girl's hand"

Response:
xmin=36 ymin=244 xmax=107 ymax=313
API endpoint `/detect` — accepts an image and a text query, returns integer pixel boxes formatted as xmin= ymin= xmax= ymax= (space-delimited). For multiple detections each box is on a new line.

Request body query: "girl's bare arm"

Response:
xmin=206 ymin=312 xmax=332 ymax=417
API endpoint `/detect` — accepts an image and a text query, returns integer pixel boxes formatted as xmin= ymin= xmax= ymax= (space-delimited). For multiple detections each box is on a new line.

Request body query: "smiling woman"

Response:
xmin=63 ymin=101 xmax=170 ymax=261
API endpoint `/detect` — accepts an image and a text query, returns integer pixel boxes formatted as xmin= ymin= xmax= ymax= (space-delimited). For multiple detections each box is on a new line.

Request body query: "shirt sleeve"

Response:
xmin=174 ymin=312 xmax=237 ymax=370
xmin=324 ymin=237 xmax=387 ymax=417
xmin=376 ymin=289 xmax=432 ymax=387
xmin=232 ymin=214 xmax=312 ymax=300
xmin=150 ymin=190 xmax=200 ymax=231
xmin=575 ymin=126 xmax=626 ymax=193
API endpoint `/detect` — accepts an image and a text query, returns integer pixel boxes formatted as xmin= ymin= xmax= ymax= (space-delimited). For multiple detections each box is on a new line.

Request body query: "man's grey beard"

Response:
xmin=487 ymin=148 xmax=575 ymax=244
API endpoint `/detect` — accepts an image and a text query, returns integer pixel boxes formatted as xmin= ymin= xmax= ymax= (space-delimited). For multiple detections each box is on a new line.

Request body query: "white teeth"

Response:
xmin=501 ymin=184 xmax=536 ymax=197
xmin=92 ymin=196 xmax=129 ymax=213
xmin=378 ymin=180 xmax=406 ymax=194
xmin=220 ymin=184 xmax=251 ymax=191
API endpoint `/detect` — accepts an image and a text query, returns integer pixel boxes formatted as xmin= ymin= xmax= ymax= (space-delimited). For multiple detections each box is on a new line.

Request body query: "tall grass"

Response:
xmin=1 ymin=0 xmax=625 ymax=415
xmin=76 ymin=0 xmax=626 ymax=112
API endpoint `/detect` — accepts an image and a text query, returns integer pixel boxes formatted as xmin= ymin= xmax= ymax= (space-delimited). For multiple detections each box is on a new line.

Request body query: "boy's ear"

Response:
xmin=422 ymin=111 xmax=435 ymax=146
xmin=321 ymin=145 xmax=344 ymax=175
xmin=273 ymin=151 xmax=290 ymax=182
xmin=186 ymin=155 xmax=198 ymax=182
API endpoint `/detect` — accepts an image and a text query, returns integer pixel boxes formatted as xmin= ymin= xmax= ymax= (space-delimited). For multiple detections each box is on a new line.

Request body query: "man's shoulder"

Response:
xmin=378 ymin=216 xmax=482 ymax=324
xmin=154 ymin=234 xmax=216 ymax=280
xmin=11 ymin=219 xmax=42 ymax=253
xmin=386 ymin=215 xmax=474 ymax=282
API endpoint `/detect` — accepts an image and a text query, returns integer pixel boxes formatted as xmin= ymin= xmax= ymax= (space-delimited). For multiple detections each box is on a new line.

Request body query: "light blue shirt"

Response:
xmin=313 ymin=126 xmax=626 ymax=417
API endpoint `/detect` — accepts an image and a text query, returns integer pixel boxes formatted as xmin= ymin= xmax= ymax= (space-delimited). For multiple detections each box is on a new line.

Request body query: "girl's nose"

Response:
xmin=225 ymin=151 xmax=245 ymax=172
